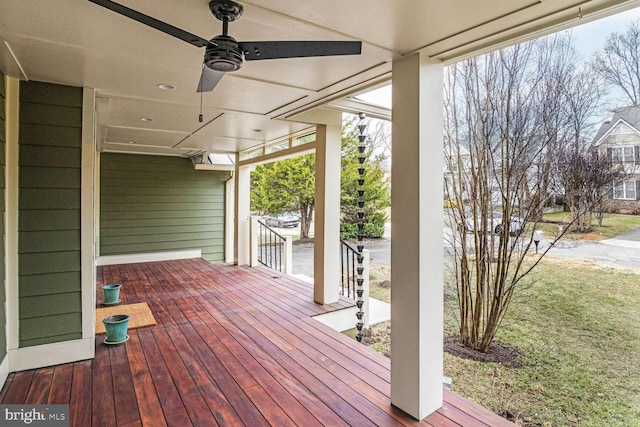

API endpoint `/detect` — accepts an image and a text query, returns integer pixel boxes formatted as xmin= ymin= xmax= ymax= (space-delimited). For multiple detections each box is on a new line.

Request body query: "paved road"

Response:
xmin=292 ymin=240 xmax=391 ymax=277
xmin=292 ymin=227 xmax=640 ymax=275
xmin=543 ymin=237 xmax=640 ymax=270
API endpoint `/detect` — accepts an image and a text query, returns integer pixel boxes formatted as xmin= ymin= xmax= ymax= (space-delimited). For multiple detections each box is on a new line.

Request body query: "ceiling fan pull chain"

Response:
xmin=199 ymin=79 xmax=204 ymax=123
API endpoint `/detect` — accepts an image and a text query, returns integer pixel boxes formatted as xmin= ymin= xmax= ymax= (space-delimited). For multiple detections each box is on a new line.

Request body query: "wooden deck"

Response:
xmin=0 ymin=258 xmax=513 ymax=426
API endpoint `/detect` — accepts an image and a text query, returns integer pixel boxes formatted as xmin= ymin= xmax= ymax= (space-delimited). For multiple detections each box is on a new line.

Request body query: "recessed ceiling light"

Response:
xmin=157 ymin=83 xmax=176 ymax=90
xmin=128 ymin=141 xmax=137 ymax=144
xmin=140 ymin=117 xmax=153 ymax=122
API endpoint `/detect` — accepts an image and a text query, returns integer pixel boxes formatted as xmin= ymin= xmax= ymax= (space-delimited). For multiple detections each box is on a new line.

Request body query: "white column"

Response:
xmin=225 ymin=174 xmax=235 ymax=263
xmin=234 ymin=161 xmax=251 ymax=265
xmin=390 ymin=53 xmax=444 ymax=419
xmin=314 ymin=120 xmax=342 ymax=304
xmin=81 ymin=88 xmax=97 ymax=345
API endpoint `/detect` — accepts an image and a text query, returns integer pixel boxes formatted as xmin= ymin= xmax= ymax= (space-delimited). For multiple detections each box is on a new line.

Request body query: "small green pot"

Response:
xmin=102 ymin=283 xmax=122 ymax=305
xmin=103 ymin=314 xmax=130 ymax=344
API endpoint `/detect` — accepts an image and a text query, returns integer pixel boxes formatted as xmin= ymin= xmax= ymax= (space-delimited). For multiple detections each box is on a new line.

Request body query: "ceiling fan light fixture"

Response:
xmin=205 ymin=35 xmax=243 ymax=72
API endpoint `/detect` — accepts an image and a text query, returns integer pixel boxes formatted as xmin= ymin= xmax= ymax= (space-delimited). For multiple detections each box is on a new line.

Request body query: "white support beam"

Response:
xmin=235 ymin=160 xmax=251 ymax=266
xmin=313 ymin=118 xmax=342 ymax=304
xmin=390 ymin=53 xmax=445 ymax=420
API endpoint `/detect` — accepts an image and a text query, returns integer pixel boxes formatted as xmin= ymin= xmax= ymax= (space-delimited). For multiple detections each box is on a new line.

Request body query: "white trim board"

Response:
xmin=9 ymin=338 xmax=94 ymax=372
xmin=0 ymin=356 xmax=8 ymax=387
xmin=96 ymin=250 xmax=202 ymax=266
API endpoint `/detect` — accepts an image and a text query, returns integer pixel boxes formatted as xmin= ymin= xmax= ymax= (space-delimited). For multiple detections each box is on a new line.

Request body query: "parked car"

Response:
xmin=264 ymin=213 xmax=300 ymax=228
xmin=459 ymin=212 xmax=525 ymax=235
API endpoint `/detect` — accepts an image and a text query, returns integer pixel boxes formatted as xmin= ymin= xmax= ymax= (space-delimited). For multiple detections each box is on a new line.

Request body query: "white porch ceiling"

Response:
xmin=1 ymin=0 xmax=639 ymax=158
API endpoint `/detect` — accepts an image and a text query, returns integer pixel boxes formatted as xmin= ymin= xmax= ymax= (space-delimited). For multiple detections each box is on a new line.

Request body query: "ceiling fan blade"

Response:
xmin=88 ymin=0 xmax=211 ymax=48
xmin=238 ymin=41 xmax=362 ymax=61
xmin=197 ymin=67 xmax=225 ymax=92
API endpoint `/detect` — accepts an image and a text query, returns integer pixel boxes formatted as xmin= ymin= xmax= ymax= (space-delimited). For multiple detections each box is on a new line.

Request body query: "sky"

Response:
xmin=357 ymin=6 xmax=640 ymax=110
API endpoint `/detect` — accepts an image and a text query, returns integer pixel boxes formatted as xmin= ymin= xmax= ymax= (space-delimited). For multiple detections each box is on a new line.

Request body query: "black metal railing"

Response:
xmin=257 ymin=220 xmax=286 ymax=272
xmin=340 ymin=240 xmax=360 ymax=299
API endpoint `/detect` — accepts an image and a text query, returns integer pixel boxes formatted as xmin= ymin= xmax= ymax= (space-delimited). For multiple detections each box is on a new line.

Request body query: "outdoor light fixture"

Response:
xmin=533 ymin=230 xmax=544 ymax=254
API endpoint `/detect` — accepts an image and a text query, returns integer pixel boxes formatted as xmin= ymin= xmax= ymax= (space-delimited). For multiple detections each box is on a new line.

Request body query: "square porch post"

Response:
xmin=234 ymin=161 xmax=251 ymax=265
xmin=390 ymin=53 xmax=444 ymax=419
xmin=314 ymin=120 xmax=342 ymax=304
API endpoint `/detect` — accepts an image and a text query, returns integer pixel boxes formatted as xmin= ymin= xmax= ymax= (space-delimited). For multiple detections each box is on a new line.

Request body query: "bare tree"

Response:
xmin=551 ymin=143 xmax=625 ymax=232
xmin=592 ymin=19 xmax=640 ymax=106
xmin=445 ymin=34 xmax=601 ymax=353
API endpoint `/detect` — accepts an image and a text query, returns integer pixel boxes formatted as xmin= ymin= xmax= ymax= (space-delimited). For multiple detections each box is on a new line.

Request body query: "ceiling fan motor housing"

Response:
xmin=205 ymin=35 xmax=244 ymax=72
xmin=209 ymin=0 xmax=243 ymax=22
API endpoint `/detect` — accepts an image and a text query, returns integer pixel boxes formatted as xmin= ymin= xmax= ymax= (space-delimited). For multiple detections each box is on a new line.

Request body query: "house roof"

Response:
xmin=593 ymin=105 xmax=640 ymax=145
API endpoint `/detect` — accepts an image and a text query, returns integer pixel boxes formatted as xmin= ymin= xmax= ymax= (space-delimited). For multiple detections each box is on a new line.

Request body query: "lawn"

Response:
xmin=362 ymin=257 xmax=640 ymax=426
xmin=536 ymin=212 xmax=640 ymax=241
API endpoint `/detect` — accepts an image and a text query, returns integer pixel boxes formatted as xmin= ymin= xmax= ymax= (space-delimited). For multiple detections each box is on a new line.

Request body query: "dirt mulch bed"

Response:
xmin=444 ymin=336 xmax=521 ymax=367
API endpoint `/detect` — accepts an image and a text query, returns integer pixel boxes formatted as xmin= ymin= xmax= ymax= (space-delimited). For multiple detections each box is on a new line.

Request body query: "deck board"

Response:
xmin=1 ymin=258 xmax=513 ymax=427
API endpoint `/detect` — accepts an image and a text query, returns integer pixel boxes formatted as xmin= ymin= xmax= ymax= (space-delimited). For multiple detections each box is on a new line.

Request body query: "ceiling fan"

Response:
xmin=88 ymin=0 xmax=363 ymax=92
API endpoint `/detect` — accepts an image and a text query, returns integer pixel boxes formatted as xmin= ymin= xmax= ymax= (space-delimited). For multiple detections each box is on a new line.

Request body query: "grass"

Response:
xmin=537 ymin=212 xmax=640 ymax=241
xmin=363 ymin=257 xmax=640 ymax=426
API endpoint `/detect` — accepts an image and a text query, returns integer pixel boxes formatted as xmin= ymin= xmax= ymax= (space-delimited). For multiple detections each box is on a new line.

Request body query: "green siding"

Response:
xmin=0 ymin=71 xmax=6 ymax=358
xmin=100 ymin=153 xmax=229 ymax=262
xmin=18 ymin=81 xmax=83 ymax=348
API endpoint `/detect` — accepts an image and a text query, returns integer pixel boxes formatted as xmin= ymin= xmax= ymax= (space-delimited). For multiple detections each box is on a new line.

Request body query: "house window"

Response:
xmin=611 ymin=146 xmax=637 ymax=164
xmin=613 ymin=181 xmax=637 ymax=200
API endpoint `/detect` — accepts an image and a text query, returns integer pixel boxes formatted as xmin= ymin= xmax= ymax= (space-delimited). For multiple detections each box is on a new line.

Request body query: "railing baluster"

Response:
xmin=256 ymin=219 xmax=287 ymax=273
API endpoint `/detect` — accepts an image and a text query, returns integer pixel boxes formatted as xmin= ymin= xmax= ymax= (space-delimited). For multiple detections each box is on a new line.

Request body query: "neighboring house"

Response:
xmin=593 ymin=106 xmax=640 ymax=212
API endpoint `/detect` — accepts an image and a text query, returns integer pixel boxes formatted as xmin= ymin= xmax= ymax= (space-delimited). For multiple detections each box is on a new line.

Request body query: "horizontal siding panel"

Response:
xmin=101 ymin=224 xmax=222 ymax=237
xmin=20 ymin=145 xmax=82 ymax=168
xmin=101 ymin=231 xmax=224 ymax=246
xmin=101 ymin=193 xmax=223 ymax=204
xmin=20 ymin=189 xmax=80 ymax=209
xmin=20 ymin=166 xmax=81 ymax=189
xmin=20 ymin=81 xmax=82 ymax=107
xmin=19 ymin=313 xmax=82 ymax=344
xmin=19 ymin=292 xmax=82 ymax=319
xmin=20 ymin=210 xmax=81 ymax=231
xmin=19 ymin=251 xmax=80 ymax=275
xmin=19 ymin=102 xmax=82 ymax=128
xmin=101 ymin=202 xmax=223 ymax=212
xmin=101 ymin=209 xmax=223 ymax=221
xmin=19 ymin=272 xmax=82 ymax=297
xmin=19 ymin=230 xmax=81 ymax=253
xmin=19 ymin=123 xmax=82 ymax=148
xmin=101 ymin=185 xmax=224 ymax=197
xmin=101 ymin=216 xmax=222 ymax=228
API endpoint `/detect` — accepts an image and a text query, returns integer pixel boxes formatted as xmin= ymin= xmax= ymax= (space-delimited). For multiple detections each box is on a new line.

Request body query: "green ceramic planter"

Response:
xmin=102 ymin=314 xmax=130 ymax=344
xmin=102 ymin=283 xmax=122 ymax=305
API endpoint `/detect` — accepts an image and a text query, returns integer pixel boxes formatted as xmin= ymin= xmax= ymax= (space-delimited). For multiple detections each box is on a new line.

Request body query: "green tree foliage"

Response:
xmin=251 ymin=117 xmax=390 ymax=240
xmin=251 ymin=154 xmax=316 ymax=238
xmin=340 ymin=117 xmax=390 ymax=239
